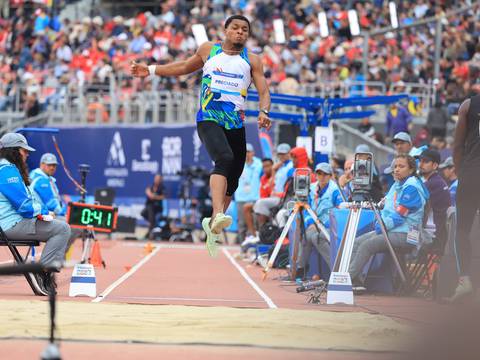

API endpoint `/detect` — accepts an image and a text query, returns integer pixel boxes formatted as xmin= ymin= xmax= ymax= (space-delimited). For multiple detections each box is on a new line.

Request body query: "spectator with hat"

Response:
xmin=30 ymin=152 xmax=82 ymax=255
xmin=419 ymin=149 xmax=451 ymax=254
xmin=439 ymin=156 xmax=458 ymax=206
xmin=235 ymin=143 xmax=262 ymax=245
xmin=298 ymin=162 xmax=343 ymax=278
xmin=30 ymin=153 xmax=65 ymax=215
xmin=253 ymin=143 xmax=292 ymax=228
xmin=0 ymin=133 xmax=70 ymax=294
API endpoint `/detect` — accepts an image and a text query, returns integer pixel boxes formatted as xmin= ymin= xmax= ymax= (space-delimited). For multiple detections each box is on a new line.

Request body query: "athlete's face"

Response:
xmin=225 ymin=19 xmax=249 ymax=47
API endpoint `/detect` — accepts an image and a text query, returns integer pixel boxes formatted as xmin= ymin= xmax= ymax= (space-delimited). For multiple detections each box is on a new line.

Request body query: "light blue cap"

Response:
xmin=276 ymin=143 xmax=291 ymax=154
xmin=40 ymin=153 xmax=58 ymax=165
xmin=315 ymin=162 xmax=332 ymax=174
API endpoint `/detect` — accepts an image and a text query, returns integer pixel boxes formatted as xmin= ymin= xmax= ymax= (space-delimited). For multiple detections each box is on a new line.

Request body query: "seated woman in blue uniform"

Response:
xmin=348 ymin=154 xmax=429 ymax=285
xmin=0 ymin=133 xmax=71 ymax=294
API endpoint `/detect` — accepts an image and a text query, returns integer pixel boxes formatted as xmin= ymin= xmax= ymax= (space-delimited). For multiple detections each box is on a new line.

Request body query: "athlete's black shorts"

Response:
xmin=197 ymin=120 xmax=246 ymax=196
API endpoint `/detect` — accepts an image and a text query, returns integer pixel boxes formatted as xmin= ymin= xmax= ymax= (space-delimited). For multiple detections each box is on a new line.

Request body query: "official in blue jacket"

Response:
xmin=0 ymin=133 xmax=70 ymax=292
xmin=298 ymin=163 xmax=343 ymax=277
xmin=349 ymin=154 xmax=429 ymax=283
xmin=30 ymin=153 xmax=65 ymax=215
xmin=30 ymin=153 xmax=81 ymax=254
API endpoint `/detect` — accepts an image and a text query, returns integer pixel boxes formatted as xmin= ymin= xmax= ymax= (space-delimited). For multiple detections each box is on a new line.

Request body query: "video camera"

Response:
xmin=351 ymin=152 xmax=374 ymax=201
xmin=293 ymin=168 xmax=311 ymax=201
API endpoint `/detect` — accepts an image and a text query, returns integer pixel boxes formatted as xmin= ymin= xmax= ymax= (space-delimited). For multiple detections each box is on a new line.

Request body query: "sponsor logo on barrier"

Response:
xmin=105 ymin=131 xmax=129 ymax=187
xmin=162 ymin=136 xmax=182 ymax=180
xmin=107 ymin=132 xmax=126 ymax=167
xmin=131 ymin=139 xmax=159 ymax=174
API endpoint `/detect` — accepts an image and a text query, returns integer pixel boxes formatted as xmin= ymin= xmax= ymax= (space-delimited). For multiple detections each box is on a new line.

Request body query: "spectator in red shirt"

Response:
xmin=244 ymin=158 xmax=274 ymax=243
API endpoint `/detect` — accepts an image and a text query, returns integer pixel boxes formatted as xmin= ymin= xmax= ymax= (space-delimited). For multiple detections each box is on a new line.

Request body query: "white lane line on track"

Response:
xmin=122 ymin=243 xmax=240 ymax=251
xmin=108 ymin=296 xmax=265 ymax=303
xmin=92 ymin=246 xmax=161 ymax=303
xmin=222 ymin=248 xmax=277 ymax=309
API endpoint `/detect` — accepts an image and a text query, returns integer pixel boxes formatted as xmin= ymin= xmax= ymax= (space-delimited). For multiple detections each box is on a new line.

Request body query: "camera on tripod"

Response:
xmin=351 ymin=152 xmax=373 ymax=201
xmin=293 ymin=168 xmax=311 ymax=201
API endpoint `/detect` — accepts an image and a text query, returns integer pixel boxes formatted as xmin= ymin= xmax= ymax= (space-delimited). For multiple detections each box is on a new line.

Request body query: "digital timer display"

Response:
xmin=66 ymin=202 xmax=118 ymax=233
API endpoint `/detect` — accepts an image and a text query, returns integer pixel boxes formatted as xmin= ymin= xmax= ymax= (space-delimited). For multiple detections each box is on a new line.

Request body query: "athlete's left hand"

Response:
xmin=258 ymin=113 xmax=271 ymax=130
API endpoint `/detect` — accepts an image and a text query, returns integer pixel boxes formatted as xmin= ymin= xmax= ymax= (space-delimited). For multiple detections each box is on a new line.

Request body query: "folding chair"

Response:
xmin=0 ymin=226 xmax=47 ymax=296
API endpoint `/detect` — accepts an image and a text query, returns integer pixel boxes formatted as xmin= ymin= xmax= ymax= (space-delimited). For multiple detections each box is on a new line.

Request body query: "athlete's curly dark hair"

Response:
xmin=225 ymin=15 xmax=251 ymax=33
xmin=0 ymin=147 xmax=30 ymax=185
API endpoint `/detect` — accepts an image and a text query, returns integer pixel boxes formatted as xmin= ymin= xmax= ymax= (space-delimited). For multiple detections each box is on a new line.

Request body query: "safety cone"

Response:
xmin=89 ymin=241 xmax=106 ymax=268
xmin=144 ymin=242 xmax=155 ymax=254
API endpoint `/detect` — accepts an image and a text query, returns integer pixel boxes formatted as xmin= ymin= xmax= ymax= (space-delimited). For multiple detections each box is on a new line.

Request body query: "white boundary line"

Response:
xmin=92 ymin=246 xmax=161 ymax=303
xmin=122 ymin=243 xmax=240 ymax=251
xmin=222 ymin=248 xmax=277 ymax=309
xmin=108 ymin=296 xmax=265 ymax=303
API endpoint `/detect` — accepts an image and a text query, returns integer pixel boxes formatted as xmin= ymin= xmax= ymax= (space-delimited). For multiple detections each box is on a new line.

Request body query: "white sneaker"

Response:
xmin=241 ymin=235 xmax=260 ymax=247
xmin=256 ymin=254 xmax=268 ymax=268
xmin=211 ymin=213 xmax=232 ymax=234
xmin=202 ymin=217 xmax=220 ymax=258
xmin=448 ymin=276 xmax=474 ymax=303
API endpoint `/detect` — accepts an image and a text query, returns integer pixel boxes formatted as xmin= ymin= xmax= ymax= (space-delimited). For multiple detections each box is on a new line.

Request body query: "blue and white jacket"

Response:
xmin=0 ymin=159 xmax=48 ymax=231
xmin=305 ymin=180 xmax=343 ymax=228
xmin=29 ymin=168 xmax=65 ymax=216
xmin=381 ymin=175 xmax=429 ymax=233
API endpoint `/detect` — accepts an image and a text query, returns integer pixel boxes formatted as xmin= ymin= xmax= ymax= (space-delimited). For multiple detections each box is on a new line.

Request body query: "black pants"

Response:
xmin=455 ymin=170 xmax=480 ymax=275
xmin=197 ymin=120 xmax=246 ymax=196
xmin=144 ymin=203 xmax=163 ymax=233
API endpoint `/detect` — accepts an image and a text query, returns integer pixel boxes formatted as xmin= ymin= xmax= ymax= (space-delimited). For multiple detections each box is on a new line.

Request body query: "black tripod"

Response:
xmin=76 ymin=164 xmax=105 ymax=267
xmin=0 ymin=263 xmax=61 ymax=360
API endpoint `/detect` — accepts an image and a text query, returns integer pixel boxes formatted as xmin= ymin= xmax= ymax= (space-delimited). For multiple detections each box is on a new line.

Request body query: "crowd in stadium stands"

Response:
xmin=0 ymin=1 xmax=470 ymax=290
xmin=0 ymin=0 xmax=479 ymax=119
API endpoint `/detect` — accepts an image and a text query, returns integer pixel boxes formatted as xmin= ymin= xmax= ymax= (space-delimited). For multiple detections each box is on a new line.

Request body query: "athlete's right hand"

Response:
xmin=130 ymin=61 xmax=149 ymax=78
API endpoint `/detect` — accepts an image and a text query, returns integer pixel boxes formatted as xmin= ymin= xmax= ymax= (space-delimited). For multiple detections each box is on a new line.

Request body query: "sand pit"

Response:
xmin=0 ymin=300 xmax=411 ymax=352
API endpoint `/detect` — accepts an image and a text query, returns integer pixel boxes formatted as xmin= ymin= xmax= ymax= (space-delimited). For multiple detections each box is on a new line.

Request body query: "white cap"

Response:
xmin=0 ymin=133 xmax=35 ymax=151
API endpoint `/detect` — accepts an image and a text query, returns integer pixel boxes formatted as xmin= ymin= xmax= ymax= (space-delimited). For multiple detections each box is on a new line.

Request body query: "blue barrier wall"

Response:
xmin=22 ymin=123 xmax=268 ymax=221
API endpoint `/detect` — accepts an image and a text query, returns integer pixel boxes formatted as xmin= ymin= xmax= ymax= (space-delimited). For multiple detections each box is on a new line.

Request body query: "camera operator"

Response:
xmin=0 ymin=133 xmax=71 ymax=293
xmin=354 ymin=144 xmax=384 ymax=202
xmin=297 ymin=163 xmax=343 ymax=278
xmin=141 ymin=174 xmax=165 ymax=240
xmin=348 ymin=155 xmax=429 ymax=286
xmin=30 ymin=153 xmax=82 ymax=254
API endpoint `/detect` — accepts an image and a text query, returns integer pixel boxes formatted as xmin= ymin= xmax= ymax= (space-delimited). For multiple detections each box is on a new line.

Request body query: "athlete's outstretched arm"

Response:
xmin=453 ymin=98 xmax=470 ymax=170
xmin=130 ymin=42 xmax=212 ymax=78
xmin=250 ymin=53 xmax=271 ymax=130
